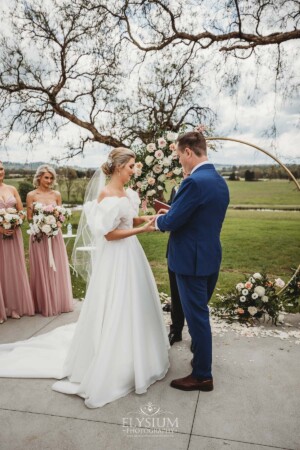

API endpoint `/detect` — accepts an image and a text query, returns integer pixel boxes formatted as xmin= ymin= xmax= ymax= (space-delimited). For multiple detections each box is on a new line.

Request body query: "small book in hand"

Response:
xmin=153 ymin=199 xmax=171 ymax=214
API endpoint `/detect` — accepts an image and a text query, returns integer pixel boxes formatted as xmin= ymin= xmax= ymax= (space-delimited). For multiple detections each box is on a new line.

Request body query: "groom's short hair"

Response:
xmin=176 ymin=131 xmax=207 ymax=156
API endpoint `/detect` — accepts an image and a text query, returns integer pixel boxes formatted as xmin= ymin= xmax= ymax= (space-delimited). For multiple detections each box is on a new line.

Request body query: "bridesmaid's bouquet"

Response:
xmin=0 ymin=207 xmax=25 ymax=240
xmin=28 ymin=203 xmax=72 ymax=243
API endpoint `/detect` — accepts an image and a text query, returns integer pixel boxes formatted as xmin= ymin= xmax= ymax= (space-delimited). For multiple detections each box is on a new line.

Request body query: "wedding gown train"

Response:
xmin=0 ymin=189 xmax=170 ymax=408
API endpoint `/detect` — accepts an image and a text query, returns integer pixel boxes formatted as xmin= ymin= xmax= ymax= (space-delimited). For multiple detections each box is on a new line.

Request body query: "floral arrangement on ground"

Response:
xmin=212 ymin=269 xmax=300 ymax=325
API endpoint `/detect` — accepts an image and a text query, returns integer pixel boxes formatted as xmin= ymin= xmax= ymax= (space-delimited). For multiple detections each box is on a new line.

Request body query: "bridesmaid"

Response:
xmin=0 ymin=161 xmax=35 ymax=323
xmin=27 ymin=164 xmax=73 ymax=316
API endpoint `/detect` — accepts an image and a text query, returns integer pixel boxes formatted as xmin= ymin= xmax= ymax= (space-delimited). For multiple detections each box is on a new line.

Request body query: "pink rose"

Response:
xmin=147 ymin=177 xmax=155 ymax=186
xmin=169 ymin=143 xmax=176 ymax=151
xmin=59 ymin=215 xmax=65 ymax=222
xmin=244 ymin=281 xmax=253 ymax=289
xmin=154 ymin=150 xmax=164 ymax=159
xmin=43 ymin=205 xmax=54 ymax=213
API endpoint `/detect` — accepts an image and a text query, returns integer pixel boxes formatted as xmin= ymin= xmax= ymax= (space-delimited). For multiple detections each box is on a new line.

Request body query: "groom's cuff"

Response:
xmin=155 ymin=216 xmax=161 ymax=231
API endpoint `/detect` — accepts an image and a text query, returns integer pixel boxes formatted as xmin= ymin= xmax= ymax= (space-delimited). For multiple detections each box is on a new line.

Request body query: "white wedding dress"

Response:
xmin=0 ymin=188 xmax=170 ymax=408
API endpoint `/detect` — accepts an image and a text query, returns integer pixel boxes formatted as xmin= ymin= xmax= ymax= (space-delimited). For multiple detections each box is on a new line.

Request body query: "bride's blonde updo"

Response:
xmin=102 ymin=147 xmax=135 ymax=176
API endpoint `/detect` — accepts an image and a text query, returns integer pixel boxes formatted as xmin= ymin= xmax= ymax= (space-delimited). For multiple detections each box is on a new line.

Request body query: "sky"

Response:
xmin=0 ymin=1 xmax=299 ymax=168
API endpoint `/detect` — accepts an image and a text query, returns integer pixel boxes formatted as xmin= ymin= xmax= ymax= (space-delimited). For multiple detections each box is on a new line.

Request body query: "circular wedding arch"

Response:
xmin=205 ymin=136 xmax=300 ymax=293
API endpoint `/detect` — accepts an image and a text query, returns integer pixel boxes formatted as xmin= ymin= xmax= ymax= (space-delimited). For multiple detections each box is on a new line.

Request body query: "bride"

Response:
xmin=0 ymin=147 xmax=170 ymax=408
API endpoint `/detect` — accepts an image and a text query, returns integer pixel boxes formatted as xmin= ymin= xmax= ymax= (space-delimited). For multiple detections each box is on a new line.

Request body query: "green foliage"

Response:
xmin=18 ymin=180 xmax=33 ymax=203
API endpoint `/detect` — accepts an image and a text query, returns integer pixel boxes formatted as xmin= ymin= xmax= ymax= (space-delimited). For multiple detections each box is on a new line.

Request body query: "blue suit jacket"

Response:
xmin=157 ymin=164 xmax=229 ymax=276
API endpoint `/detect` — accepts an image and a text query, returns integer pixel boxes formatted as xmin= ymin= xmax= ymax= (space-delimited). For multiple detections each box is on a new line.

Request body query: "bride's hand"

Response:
xmin=141 ymin=217 xmax=156 ymax=232
xmin=140 ymin=215 xmax=153 ymax=223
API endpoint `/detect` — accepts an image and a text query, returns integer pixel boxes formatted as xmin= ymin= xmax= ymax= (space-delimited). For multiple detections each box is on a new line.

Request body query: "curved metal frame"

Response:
xmin=206 ymin=136 xmax=300 ymax=190
xmin=206 ymin=136 xmax=300 ymax=294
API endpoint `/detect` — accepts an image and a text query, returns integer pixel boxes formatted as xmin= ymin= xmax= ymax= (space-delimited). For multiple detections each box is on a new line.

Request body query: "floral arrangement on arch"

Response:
xmin=131 ymin=125 xmax=213 ymax=207
xmin=131 ymin=131 xmax=182 ymax=207
xmin=212 ymin=272 xmax=289 ymax=324
xmin=0 ymin=207 xmax=25 ymax=240
xmin=27 ymin=203 xmax=72 ymax=242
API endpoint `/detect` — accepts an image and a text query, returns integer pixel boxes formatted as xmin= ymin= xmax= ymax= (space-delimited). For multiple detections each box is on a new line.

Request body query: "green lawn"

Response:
xmin=20 ymin=208 xmax=299 ymax=304
xmin=12 ymin=176 xmax=299 ymax=304
xmin=226 ymin=179 xmax=300 ymax=207
xmin=6 ymin=177 xmax=300 ymax=207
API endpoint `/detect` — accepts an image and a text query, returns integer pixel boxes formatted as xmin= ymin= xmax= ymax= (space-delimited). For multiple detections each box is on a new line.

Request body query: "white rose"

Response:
xmin=153 ymin=164 xmax=163 ymax=174
xmin=147 ymin=143 xmax=156 ymax=153
xmin=145 ymin=155 xmax=154 ymax=166
xmin=52 ymin=230 xmax=59 ymax=236
xmin=248 ymin=306 xmax=258 ymax=316
xmin=3 ymin=223 xmax=12 ymax=229
xmin=4 ymin=214 xmax=13 ymax=222
xmin=253 ymin=273 xmax=262 ymax=279
xmin=236 ymin=283 xmax=244 ymax=291
xmin=166 ymin=132 xmax=178 ymax=141
xmin=136 ymin=181 xmax=142 ymax=188
xmin=162 ymin=157 xmax=171 ymax=167
xmin=45 ymin=215 xmax=56 ymax=225
xmin=0 ymin=209 xmax=6 ymax=215
xmin=157 ymin=138 xmax=167 ymax=148
xmin=262 ymin=296 xmax=268 ymax=303
xmin=173 ymin=167 xmax=182 ymax=175
xmin=41 ymin=224 xmax=52 ymax=234
xmin=6 ymin=208 xmax=17 ymax=214
xmin=135 ymin=169 xmax=142 ymax=177
xmin=254 ymin=286 xmax=265 ymax=297
xmin=158 ymin=174 xmax=166 ymax=182
xmin=163 ymin=168 xmax=169 ymax=174
xmin=275 ymin=278 xmax=285 ymax=288
xmin=157 ymin=186 xmax=163 ymax=190
xmin=146 ymin=189 xmax=156 ymax=197
xmin=34 ymin=202 xmax=43 ymax=211
xmin=242 ymin=289 xmax=248 ymax=296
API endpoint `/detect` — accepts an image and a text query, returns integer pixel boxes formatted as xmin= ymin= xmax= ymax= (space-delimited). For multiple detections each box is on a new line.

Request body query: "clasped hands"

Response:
xmin=140 ymin=208 xmax=168 ymax=232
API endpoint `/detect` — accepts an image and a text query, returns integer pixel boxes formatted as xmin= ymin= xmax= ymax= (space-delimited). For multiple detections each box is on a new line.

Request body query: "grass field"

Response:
xmin=20 ymin=208 xmax=300 ymax=306
xmin=6 ymin=177 xmax=300 ymax=207
xmin=11 ymin=176 xmax=299 ymax=305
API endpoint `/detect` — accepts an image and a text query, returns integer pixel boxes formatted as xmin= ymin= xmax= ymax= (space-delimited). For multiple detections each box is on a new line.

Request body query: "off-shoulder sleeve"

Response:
xmin=84 ymin=198 xmax=121 ymax=236
xmin=126 ymin=188 xmax=141 ymax=215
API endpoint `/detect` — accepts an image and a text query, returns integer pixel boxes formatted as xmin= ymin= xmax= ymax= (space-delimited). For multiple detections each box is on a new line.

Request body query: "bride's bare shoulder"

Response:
xmin=97 ymin=187 xmax=112 ymax=203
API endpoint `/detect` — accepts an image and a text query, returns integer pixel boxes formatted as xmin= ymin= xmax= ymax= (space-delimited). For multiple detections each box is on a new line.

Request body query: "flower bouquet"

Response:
xmin=213 ymin=272 xmax=287 ymax=324
xmin=0 ymin=207 xmax=25 ymax=240
xmin=27 ymin=203 xmax=72 ymax=243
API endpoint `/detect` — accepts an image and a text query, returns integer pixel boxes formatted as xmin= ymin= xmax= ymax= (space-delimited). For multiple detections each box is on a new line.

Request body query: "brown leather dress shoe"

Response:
xmin=170 ymin=374 xmax=213 ymax=391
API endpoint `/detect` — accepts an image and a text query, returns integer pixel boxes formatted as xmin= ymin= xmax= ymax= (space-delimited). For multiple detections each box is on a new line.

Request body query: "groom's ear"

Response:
xmin=185 ymin=147 xmax=193 ymax=157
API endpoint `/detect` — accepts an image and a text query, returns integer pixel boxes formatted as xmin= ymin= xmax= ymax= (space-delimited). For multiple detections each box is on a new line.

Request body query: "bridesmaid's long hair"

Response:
xmin=33 ymin=164 xmax=57 ymax=188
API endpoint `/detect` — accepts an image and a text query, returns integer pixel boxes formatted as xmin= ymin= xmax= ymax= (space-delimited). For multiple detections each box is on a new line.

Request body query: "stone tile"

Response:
xmin=0 ymin=409 xmax=190 ymax=450
xmin=193 ymin=331 xmax=300 ymax=450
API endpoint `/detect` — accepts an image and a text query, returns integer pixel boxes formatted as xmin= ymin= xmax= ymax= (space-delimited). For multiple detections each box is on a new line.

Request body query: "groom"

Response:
xmin=156 ymin=130 xmax=229 ymax=391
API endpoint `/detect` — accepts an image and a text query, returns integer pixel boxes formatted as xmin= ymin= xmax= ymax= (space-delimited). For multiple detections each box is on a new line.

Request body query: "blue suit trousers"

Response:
xmin=175 ymin=272 xmax=219 ymax=379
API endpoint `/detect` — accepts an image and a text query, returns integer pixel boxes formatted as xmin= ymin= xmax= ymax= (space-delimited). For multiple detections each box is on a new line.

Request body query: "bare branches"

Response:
xmin=97 ymin=0 xmax=300 ymax=55
xmin=0 ymin=0 xmax=128 ymax=156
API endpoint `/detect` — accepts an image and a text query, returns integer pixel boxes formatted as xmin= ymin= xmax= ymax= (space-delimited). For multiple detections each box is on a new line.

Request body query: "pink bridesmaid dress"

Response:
xmin=0 ymin=196 xmax=35 ymax=319
xmin=0 ymin=285 xmax=6 ymax=322
xmin=29 ymin=203 xmax=73 ymax=316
